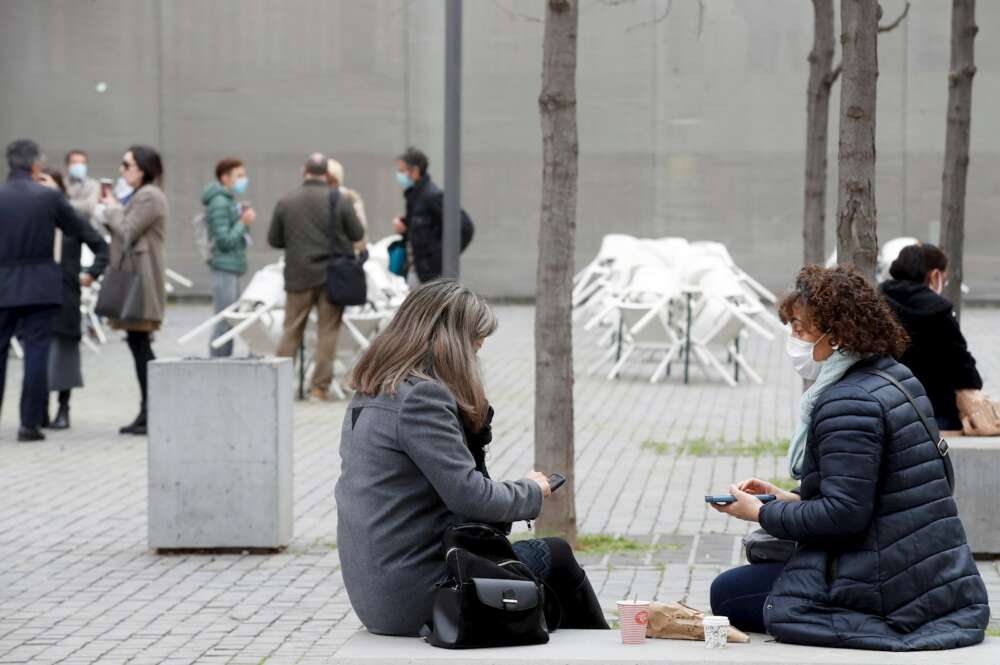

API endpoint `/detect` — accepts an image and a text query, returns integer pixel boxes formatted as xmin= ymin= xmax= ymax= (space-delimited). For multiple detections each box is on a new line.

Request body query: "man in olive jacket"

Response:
xmin=268 ymin=153 xmax=364 ymax=400
xmin=202 ymin=157 xmax=255 ymax=357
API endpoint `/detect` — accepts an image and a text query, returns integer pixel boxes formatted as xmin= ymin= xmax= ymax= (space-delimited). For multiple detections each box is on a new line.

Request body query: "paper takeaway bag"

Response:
xmin=645 ymin=601 xmax=750 ymax=643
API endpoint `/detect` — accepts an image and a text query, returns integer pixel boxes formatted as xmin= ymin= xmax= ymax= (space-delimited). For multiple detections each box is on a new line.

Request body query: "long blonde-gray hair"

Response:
xmin=349 ymin=280 xmax=498 ymax=430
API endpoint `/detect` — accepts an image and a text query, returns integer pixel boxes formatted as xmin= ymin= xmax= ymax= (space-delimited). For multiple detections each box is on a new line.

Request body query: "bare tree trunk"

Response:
xmin=535 ymin=0 xmax=578 ymax=544
xmin=939 ymin=0 xmax=977 ymax=321
xmin=836 ymin=0 xmax=879 ymax=281
xmin=803 ymin=0 xmax=836 ymax=266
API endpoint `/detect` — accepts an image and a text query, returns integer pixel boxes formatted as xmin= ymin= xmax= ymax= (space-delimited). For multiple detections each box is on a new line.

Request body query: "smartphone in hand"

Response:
xmin=548 ymin=473 xmax=566 ymax=493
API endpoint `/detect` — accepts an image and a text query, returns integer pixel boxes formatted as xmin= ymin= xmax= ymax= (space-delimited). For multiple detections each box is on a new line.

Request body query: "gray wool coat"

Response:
xmin=335 ymin=378 xmax=542 ymax=636
xmin=103 ymin=185 xmax=167 ymax=329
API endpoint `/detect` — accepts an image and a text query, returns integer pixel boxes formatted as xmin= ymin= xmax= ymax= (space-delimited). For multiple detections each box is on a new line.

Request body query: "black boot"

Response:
xmin=556 ymin=575 xmax=610 ymax=629
xmin=119 ymin=408 xmax=147 ymax=435
xmin=50 ymin=403 xmax=70 ymax=429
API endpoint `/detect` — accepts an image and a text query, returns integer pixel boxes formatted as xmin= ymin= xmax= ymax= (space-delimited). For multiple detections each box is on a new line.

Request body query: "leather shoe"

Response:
xmin=17 ymin=427 xmax=45 ymax=442
xmin=119 ymin=409 xmax=147 ymax=436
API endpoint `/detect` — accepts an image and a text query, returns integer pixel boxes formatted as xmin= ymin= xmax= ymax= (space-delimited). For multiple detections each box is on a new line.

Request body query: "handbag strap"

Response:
xmin=861 ymin=369 xmax=954 ymax=491
xmin=328 ymin=187 xmax=347 ymax=259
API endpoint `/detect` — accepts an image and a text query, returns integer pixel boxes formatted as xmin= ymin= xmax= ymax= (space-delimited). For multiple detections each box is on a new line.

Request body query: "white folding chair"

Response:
xmin=687 ymin=296 xmax=769 ymax=386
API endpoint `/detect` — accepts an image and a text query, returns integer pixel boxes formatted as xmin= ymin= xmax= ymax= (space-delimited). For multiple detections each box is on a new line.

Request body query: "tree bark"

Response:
xmin=836 ymin=0 xmax=880 ymax=281
xmin=535 ymin=0 xmax=578 ymax=544
xmin=939 ymin=0 xmax=977 ymax=321
xmin=803 ymin=0 xmax=836 ymax=266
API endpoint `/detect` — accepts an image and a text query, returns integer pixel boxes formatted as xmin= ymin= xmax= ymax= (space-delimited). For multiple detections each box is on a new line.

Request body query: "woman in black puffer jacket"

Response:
xmin=710 ymin=265 xmax=989 ymax=651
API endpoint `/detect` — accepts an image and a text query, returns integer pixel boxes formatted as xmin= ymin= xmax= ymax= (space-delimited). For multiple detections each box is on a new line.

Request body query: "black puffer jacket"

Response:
xmin=760 ymin=355 xmax=989 ymax=651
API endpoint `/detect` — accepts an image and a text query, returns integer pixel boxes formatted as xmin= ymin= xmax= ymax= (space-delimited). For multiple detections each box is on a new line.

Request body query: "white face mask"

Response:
xmin=786 ymin=331 xmax=828 ymax=380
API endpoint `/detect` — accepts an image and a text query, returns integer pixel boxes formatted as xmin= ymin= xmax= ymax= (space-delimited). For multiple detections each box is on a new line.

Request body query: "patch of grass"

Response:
xmin=681 ymin=437 xmax=790 ymax=458
xmin=575 ymin=534 xmax=645 ymax=555
xmin=641 ymin=439 xmax=672 ymax=455
xmin=684 ymin=436 xmax=715 ymax=456
xmin=659 ymin=542 xmax=684 ymax=551
xmin=987 ymin=627 xmax=1000 ymax=638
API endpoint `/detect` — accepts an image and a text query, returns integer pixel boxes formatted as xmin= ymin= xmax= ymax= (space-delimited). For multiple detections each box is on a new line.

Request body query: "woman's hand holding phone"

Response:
xmin=526 ymin=471 xmax=551 ymax=498
xmin=737 ymin=477 xmax=800 ymax=503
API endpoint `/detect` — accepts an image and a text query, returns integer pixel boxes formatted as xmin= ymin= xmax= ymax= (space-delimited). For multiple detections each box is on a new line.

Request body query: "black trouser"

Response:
xmin=125 ymin=330 xmax=155 ymax=409
xmin=0 ymin=305 xmax=57 ymax=429
xmin=512 ymin=537 xmax=609 ymax=630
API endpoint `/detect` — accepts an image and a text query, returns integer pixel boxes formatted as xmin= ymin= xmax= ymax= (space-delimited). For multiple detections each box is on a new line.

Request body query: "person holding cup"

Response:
xmin=335 ymin=280 xmax=607 ymax=636
xmin=709 ymin=265 xmax=989 ymax=651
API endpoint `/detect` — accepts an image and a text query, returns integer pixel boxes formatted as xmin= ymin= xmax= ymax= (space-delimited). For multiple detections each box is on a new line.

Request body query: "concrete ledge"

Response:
xmin=332 ymin=629 xmax=1000 ymax=665
xmin=949 ymin=436 xmax=1000 ymax=555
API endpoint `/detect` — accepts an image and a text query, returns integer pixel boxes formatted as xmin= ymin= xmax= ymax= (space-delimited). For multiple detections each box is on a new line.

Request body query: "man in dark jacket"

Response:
xmin=0 ymin=139 xmax=97 ymax=441
xmin=392 ymin=147 xmax=473 ymax=283
xmin=268 ymin=153 xmax=364 ymax=400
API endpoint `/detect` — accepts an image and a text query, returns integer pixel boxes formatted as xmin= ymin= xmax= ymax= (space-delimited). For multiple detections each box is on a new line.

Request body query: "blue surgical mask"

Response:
xmin=232 ymin=177 xmax=249 ymax=195
xmin=67 ymin=163 xmax=88 ymax=180
xmin=395 ymin=171 xmax=413 ymax=189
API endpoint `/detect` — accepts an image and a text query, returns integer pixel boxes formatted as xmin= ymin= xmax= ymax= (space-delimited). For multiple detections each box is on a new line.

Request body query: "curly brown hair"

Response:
xmin=778 ymin=265 xmax=908 ymax=358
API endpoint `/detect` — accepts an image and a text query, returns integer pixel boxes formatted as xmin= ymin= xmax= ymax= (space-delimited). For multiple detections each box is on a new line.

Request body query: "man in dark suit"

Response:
xmin=0 ymin=139 xmax=94 ymax=441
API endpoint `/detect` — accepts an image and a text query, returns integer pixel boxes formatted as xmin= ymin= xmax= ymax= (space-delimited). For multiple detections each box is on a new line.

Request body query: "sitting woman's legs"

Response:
xmin=512 ymin=537 xmax=609 ymax=629
xmin=710 ymin=563 xmax=784 ymax=633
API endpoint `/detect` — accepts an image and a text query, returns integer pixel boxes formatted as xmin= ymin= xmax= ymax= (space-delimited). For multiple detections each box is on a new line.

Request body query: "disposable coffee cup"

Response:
xmin=703 ymin=615 xmax=730 ymax=649
xmin=616 ymin=600 xmax=650 ymax=644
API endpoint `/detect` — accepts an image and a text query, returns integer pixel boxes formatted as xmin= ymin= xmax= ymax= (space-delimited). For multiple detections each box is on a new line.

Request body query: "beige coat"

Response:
xmin=104 ymin=185 xmax=167 ymax=330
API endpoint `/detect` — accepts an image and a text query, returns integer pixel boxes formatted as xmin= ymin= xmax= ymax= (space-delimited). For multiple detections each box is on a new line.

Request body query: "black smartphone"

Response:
xmin=705 ymin=494 xmax=777 ymax=505
xmin=548 ymin=473 xmax=566 ymax=493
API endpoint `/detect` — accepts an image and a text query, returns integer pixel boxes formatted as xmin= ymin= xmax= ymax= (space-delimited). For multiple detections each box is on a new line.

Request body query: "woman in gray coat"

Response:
xmin=336 ymin=281 xmax=606 ymax=636
xmin=100 ymin=145 xmax=167 ymax=435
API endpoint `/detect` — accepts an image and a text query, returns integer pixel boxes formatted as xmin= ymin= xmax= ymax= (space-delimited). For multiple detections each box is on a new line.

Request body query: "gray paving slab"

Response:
xmin=0 ymin=304 xmax=997 ymax=662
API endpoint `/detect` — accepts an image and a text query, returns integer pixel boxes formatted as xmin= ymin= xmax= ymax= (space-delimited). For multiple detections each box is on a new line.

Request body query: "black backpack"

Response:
xmin=425 ymin=524 xmax=552 ymax=649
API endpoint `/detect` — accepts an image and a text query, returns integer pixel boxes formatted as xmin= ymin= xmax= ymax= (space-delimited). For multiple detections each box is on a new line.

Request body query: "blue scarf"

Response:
xmin=787 ymin=350 xmax=861 ymax=479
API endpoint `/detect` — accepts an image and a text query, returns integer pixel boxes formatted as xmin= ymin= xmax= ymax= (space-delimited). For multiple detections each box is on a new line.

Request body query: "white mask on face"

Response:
xmin=786 ymin=331 xmax=828 ymax=380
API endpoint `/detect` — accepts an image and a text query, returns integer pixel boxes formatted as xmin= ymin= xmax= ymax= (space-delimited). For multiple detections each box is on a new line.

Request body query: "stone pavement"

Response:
xmin=0 ymin=304 xmax=997 ymax=664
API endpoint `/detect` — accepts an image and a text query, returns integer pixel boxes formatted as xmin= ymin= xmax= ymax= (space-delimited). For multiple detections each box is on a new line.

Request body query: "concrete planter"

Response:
xmin=950 ymin=437 xmax=1000 ymax=556
xmin=147 ymin=357 xmax=294 ymax=550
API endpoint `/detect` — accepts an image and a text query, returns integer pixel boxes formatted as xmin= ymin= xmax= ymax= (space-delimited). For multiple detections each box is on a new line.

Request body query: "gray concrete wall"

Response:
xmin=2 ymin=0 xmax=998 ymax=299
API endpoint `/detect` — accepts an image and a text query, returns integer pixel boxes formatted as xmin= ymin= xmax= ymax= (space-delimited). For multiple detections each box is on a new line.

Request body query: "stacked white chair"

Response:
xmin=177 ymin=236 xmax=409 ymax=399
xmin=591 ymin=265 xmax=684 ymax=383
xmin=575 ymin=234 xmax=780 ymax=386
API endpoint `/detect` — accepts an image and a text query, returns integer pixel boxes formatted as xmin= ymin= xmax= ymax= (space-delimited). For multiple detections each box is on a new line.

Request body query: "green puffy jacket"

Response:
xmin=201 ymin=182 xmax=247 ymax=275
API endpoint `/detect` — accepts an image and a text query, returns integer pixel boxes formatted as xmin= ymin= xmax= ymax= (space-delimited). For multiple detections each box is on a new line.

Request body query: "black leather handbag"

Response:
xmin=325 ymin=188 xmax=368 ymax=306
xmin=743 ymin=528 xmax=797 ymax=564
xmin=95 ymin=244 xmax=144 ymax=321
xmin=426 ymin=545 xmax=549 ymax=649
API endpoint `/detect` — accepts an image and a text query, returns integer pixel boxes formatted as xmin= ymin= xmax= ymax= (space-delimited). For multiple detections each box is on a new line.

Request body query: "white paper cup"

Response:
xmin=703 ymin=615 xmax=730 ymax=649
xmin=616 ymin=600 xmax=650 ymax=644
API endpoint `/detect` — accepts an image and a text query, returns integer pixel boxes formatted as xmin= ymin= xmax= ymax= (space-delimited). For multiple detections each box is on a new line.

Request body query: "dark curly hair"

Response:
xmin=778 ymin=265 xmax=908 ymax=358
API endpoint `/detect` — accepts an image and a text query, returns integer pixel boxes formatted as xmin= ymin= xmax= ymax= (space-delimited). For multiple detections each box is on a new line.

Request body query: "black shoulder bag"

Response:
xmin=862 ymin=369 xmax=955 ymax=493
xmin=325 ymin=188 xmax=368 ymax=307
xmin=95 ymin=238 xmax=144 ymax=321
xmin=426 ymin=524 xmax=549 ymax=649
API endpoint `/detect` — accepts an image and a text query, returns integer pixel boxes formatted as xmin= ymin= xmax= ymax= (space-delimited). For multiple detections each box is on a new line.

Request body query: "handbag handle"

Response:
xmin=862 ymin=369 xmax=954 ymax=492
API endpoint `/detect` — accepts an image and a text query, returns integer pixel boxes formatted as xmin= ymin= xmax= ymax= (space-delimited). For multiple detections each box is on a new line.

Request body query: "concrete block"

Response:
xmin=949 ymin=437 xmax=1000 ymax=556
xmin=148 ymin=357 xmax=294 ymax=550
xmin=332 ymin=629 xmax=1000 ymax=664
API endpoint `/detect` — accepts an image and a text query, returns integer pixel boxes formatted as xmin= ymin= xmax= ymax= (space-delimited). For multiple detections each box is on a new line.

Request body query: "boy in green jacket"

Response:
xmin=201 ymin=157 xmax=255 ymax=356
